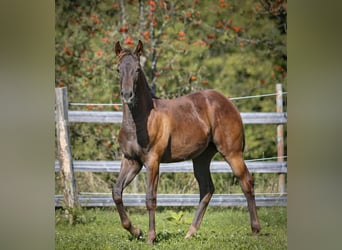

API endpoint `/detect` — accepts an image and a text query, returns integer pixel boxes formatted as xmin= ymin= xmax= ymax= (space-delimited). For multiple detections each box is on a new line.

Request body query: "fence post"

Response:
xmin=276 ymin=83 xmax=286 ymax=193
xmin=55 ymin=87 xmax=78 ymax=208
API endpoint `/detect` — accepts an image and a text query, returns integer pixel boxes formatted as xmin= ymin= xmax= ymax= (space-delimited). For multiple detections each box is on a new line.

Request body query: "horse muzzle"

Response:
xmin=121 ymin=89 xmax=135 ymax=104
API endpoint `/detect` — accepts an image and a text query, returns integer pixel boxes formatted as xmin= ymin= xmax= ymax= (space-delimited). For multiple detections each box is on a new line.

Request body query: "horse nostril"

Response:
xmin=121 ymin=90 xmax=134 ymax=103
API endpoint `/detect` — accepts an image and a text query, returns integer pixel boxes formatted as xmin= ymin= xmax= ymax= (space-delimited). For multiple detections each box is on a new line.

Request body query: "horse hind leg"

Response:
xmin=225 ymin=152 xmax=261 ymax=235
xmin=185 ymin=145 xmax=216 ymax=239
xmin=112 ymin=158 xmax=143 ymax=239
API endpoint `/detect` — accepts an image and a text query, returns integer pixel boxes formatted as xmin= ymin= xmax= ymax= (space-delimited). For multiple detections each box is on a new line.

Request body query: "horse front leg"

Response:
xmin=145 ymin=160 xmax=160 ymax=244
xmin=112 ymin=157 xmax=143 ymax=239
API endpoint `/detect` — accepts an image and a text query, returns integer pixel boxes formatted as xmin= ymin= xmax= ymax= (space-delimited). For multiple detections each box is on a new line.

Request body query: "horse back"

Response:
xmin=153 ymin=89 xmax=242 ymax=127
xmin=148 ymin=90 xmax=243 ymax=162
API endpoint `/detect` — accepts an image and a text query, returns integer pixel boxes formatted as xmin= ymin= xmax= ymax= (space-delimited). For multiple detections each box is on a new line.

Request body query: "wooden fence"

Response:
xmin=55 ymin=84 xmax=287 ymax=207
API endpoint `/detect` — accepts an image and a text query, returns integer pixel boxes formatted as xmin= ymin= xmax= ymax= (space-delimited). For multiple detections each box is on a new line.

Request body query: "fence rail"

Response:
xmin=68 ymin=110 xmax=287 ymax=124
xmin=55 ymin=193 xmax=287 ymax=207
xmin=55 ymin=160 xmax=287 ymax=173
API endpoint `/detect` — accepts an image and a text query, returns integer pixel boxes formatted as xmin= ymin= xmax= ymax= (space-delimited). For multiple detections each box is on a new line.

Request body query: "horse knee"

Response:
xmin=208 ymin=182 xmax=215 ymax=196
xmin=146 ymin=196 xmax=156 ymax=211
xmin=112 ymin=186 xmax=122 ymax=205
xmin=228 ymin=158 xmax=254 ymax=193
xmin=198 ymin=181 xmax=215 ymax=201
xmin=245 ymin=173 xmax=254 ymax=189
xmin=200 ymin=192 xmax=213 ymax=205
xmin=239 ymin=172 xmax=255 ymax=195
xmin=248 ymin=174 xmax=255 ymax=188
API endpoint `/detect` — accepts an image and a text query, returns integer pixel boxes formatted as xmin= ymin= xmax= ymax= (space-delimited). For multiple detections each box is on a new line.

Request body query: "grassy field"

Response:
xmin=55 ymin=206 xmax=286 ymax=249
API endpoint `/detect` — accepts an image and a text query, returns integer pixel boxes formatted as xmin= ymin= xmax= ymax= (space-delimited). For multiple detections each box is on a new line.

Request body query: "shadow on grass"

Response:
xmin=127 ymin=229 xmax=185 ymax=244
xmin=155 ymin=230 xmax=185 ymax=243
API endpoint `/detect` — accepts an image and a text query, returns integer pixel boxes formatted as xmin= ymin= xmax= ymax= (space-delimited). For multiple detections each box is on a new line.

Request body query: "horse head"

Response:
xmin=115 ymin=40 xmax=144 ymax=104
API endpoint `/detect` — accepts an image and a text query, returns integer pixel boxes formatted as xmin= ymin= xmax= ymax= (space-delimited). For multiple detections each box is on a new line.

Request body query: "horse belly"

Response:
xmin=161 ymin=126 xmax=210 ymax=163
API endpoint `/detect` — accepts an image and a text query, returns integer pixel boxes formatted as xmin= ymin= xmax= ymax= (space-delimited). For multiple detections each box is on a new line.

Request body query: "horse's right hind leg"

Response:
xmin=185 ymin=145 xmax=217 ymax=239
xmin=112 ymin=157 xmax=143 ymax=239
xmin=225 ymin=153 xmax=261 ymax=235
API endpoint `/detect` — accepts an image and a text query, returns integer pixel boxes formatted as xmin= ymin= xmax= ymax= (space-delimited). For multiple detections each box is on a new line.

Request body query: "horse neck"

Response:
xmin=122 ymin=71 xmax=153 ymax=147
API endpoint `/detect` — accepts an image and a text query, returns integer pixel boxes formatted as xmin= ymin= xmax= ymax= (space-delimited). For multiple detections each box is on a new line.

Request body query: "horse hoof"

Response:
xmin=185 ymin=225 xmax=197 ymax=239
xmin=252 ymin=226 xmax=261 ymax=236
xmin=146 ymin=235 xmax=155 ymax=244
xmin=147 ymin=231 xmax=156 ymax=244
xmin=133 ymin=228 xmax=144 ymax=239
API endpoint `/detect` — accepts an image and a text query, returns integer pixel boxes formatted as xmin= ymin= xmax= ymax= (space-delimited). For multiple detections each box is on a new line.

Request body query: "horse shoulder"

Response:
xmin=146 ymin=107 xmax=171 ymax=155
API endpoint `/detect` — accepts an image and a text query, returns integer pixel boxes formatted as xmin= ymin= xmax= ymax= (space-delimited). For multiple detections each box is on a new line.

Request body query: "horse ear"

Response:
xmin=115 ymin=41 xmax=122 ymax=56
xmin=134 ymin=40 xmax=144 ymax=57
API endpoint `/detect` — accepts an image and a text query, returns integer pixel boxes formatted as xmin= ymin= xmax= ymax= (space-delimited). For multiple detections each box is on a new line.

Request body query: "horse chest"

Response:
xmin=118 ymin=128 xmax=144 ymax=159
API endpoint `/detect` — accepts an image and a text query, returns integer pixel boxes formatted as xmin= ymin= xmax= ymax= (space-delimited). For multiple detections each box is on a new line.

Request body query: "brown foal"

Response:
xmin=112 ymin=40 xmax=260 ymax=244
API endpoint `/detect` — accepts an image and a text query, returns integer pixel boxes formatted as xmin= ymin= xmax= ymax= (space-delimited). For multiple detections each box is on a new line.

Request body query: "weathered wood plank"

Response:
xmin=55 ymin=193 xmax=287 ymax=207
xmin=67 ymin=111 xmax=287 ymax=124
xmin=241 ymin=112 xmax=287 ymax=124
xmin=276 ymin=83 xmax=286 ymax=193
xmin=68 ymin=111 xmax=122 ymax=123
xmin=55 ymin=160 xmax=287 ymax=173
xmin=55 ymin=87 xmax=78 ymax=208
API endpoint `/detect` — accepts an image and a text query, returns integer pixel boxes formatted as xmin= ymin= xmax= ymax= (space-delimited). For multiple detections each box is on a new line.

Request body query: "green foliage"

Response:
xmin=166 ymin=210 xmax=192 ymax=225
xmin=55 ymin=207 xmax=287 ymax=249
xmin=55 ymin=0 xmax=287 ymax=193
xmin=56 ymin=201 xmax=95 ymax=226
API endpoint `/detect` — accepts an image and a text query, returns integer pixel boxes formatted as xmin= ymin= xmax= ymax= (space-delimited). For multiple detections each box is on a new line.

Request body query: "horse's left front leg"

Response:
xmin=113 ymin=157 xmax=143 ymax=239
xmin=145 ymin=159 xmax=160 ymax=244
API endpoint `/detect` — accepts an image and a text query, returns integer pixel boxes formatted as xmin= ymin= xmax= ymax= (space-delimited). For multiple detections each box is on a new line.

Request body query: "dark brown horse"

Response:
xmin=112 ymin=40 xmax=260 ymax=244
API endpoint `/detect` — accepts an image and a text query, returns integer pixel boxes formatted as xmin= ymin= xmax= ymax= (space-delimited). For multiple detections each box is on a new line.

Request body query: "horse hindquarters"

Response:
xmin=209 ymin=98 xmax=260 ymax=234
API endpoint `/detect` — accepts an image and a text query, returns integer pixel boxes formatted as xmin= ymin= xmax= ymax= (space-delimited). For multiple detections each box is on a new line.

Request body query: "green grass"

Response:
xmin=56 ymin=206 xmax=286 ymax=249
